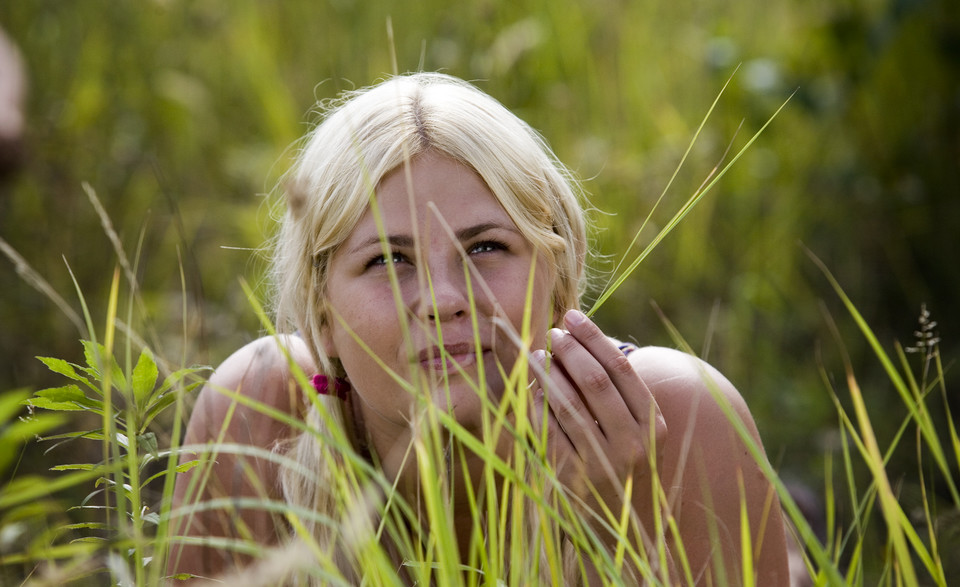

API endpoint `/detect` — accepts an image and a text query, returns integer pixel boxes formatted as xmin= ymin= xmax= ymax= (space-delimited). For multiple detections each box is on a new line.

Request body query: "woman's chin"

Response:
xmin=424 ymin=378 xmax=504 ymax=431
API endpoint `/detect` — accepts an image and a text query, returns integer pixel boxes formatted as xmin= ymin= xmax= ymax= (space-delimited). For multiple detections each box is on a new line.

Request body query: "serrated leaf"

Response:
xmin=21 ymin=396 xmax=85 ymax=412
xmin=81 ymin=339 xmax=126 ymax=391
xmin=35 ymin=385 xmax=87 ymax=403
xmin=37 ymin=385 xmax=104 ymax=410
xmin=21 ymin=389 xmax=104 ymax=415
xmin=36 ymin=356 xmax=92 ymax=385
xmin=132 ymin=347 xmax=159 ymax=410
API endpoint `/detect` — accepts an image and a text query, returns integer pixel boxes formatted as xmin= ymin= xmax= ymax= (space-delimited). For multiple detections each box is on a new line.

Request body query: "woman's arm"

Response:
xmin=532 ymin=311 xmax=789 ymax=585
xmin=166 ymin=335 xmax=314 ymax=581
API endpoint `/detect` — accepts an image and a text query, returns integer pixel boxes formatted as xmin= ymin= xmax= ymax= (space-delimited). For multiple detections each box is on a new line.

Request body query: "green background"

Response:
xmin=1 ymin=0 xmax=958 ymax=568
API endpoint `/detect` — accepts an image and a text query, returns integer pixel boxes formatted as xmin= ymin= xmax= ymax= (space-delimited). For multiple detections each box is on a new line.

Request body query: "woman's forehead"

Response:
xmin=347 ymin=155 xmax=519 ymax=241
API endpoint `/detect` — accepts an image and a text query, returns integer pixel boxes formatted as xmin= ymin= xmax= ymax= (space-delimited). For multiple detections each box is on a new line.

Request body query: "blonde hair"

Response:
xmin=273 ymin=72 xmax=590 ymax=581
xmin=272 ymin=72 xmax=588 ymax=376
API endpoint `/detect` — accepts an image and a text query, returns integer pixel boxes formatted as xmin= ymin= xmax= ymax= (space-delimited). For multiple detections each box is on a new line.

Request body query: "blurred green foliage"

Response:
xmin=1 ymin=0 xmax=958 ymax=576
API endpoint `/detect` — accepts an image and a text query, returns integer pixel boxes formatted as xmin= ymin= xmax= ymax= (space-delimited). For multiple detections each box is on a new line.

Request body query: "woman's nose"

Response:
xmin=417 ymin=262 xmax=469 ymax=322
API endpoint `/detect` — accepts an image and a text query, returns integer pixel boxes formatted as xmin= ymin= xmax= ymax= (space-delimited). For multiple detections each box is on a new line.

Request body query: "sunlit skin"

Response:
xmin=319 ymin=151 xmax=555 ymax=502
xmin=170 ymin=151 xmax=790 ymax=584
xmin=322 ymin=152 xmax=670 ymax=574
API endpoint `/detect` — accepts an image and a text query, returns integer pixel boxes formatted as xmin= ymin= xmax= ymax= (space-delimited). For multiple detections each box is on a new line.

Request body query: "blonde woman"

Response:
xmin=169 ymin=73 xmax=789 ymax=585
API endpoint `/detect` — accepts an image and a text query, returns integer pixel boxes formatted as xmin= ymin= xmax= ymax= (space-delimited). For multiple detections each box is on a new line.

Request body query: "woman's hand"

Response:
xmin=531 ymin=309 xmax=668 ymax=544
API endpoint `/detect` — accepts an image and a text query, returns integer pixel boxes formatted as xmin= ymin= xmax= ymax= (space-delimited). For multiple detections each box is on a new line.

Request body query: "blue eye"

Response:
xmin=469 ymin=240 xmax=507 ymax=254
xmin=366 ymin=252 xmax=406 ymax=268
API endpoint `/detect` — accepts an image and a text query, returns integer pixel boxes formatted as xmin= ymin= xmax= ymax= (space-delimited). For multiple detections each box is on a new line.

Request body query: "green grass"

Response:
xmin=2 ymin=110 xmax=958 ymax=586
xmin=1 ymin=2 xmax=957 ymax=583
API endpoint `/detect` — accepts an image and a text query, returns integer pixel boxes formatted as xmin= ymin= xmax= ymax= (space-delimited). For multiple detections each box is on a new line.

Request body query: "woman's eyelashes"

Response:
xmin=468 ymin=239 xmax=508 ymax=255
xmin=363 ymin=240 xmax=508 ymax=271
xmin=365 ymin=251 xmax=407 ymax=269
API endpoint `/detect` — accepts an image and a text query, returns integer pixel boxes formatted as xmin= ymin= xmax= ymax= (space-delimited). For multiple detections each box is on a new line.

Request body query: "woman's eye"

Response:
xmin=366 ymin=252 xmax=406 ymax=268
xmin=469 ymin=240 xmax=506 ymax=255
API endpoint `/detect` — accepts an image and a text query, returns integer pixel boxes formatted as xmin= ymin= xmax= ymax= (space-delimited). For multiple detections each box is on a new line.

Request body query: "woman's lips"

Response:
xmin=419 ymin=343 xmax=491 ymax=371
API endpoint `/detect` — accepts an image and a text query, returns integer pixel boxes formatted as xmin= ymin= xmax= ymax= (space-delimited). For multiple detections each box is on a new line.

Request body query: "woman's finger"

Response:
xmin=548 ymin=325 xmax=638 ymax=438
xmin=529 ymin=367 xmax=577 ymax=470
xmin=560 ymin=309 xmax=661 ymax=430
xmin=530 ymin=347 xmax=603 ymax=459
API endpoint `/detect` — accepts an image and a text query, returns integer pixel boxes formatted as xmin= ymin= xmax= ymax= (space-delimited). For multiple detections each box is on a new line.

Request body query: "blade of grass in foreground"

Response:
xmin=599 ymin=66 xmax=739 ymax=295
xmin=809 ymin=251 xmax=949 ymax=586
xmin=652 ymin=302 xmax=845 ymax=585
xmin=807 ymin=249 xmax=959 ymax=507
xmin=589 ymin=84 xmax=795 ymax=317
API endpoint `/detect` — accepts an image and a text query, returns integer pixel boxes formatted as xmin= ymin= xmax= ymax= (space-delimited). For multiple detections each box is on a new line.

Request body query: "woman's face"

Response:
xmin=321 ymin=151 xmax=556 ymax=437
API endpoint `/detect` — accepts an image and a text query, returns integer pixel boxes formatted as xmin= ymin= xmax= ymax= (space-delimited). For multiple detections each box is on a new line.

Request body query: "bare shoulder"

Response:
xmin=186 ymin=334 xmax=316 ymax=446
xmin=626 ymin=345 xmax=757 ymax=440
xmin=170 ymin=336 xmax=317 ymax=577
xmin=627 ymin=346 xmax=790 ymax=583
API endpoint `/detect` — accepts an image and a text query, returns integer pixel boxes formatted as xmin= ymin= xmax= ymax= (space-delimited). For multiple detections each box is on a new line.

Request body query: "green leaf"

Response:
xmin=0 ymin=388 xmax=32 ymax=421
xmin=21 ymin=396 xmax=83 ymax=412
xmin=43 ymin=429 xmax=104 ymax=442
xmin=71 ymin=536 xmax=108 ymax=544
xmin=81 ymin=339 xmax=126 ymax=391
xmin=141 ymin=369 xmax=207 ymax=431
xmin=132 ymin=347 xmax=159 ymax=410
xmin=21 ymin=386 xmax=104 ymax=414
xmin=138 ymin=432 xmax=159 ymax=458
xmin=175 ymin=460 xmax=200 ymax=474
xmin=36 ymin=356 xmax=92 ymax=386
xmin=142 ymin=392 xmax=178 ymax=431
xmin=35 ymin=385 xmax=87 ymax=403
xmin=61 ymin=522 xmax=109 ymax=531
xmin=154 ymin=365 xmax=210 ymax=397
xmin=50 ymin=463 xmax=98 ymax=471
xmin=141 ymin=459 xmax=198 ymax=487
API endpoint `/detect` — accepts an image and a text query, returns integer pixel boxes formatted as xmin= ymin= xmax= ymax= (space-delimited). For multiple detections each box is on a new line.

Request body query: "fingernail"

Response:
xmin=565 ymin=309 xmax=587 ymax=328
xmin=532 ymin=349 xmax=547 ymax=364
xmin=548 ymin=328 xmax=565 ymax=347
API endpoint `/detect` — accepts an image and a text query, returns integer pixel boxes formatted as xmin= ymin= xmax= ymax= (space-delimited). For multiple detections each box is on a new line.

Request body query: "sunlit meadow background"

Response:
xmin=1 ymin=0 xmax=958 ymax=584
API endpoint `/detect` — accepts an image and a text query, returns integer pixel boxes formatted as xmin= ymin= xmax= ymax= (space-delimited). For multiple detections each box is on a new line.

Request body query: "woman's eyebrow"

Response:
xmin=349 ymin=222 xmax=518 ymax=255
xmin=349 ymin=234 xmax=414 ymax=255
xmin=455 ymin=222 xmax=519 ymax=241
